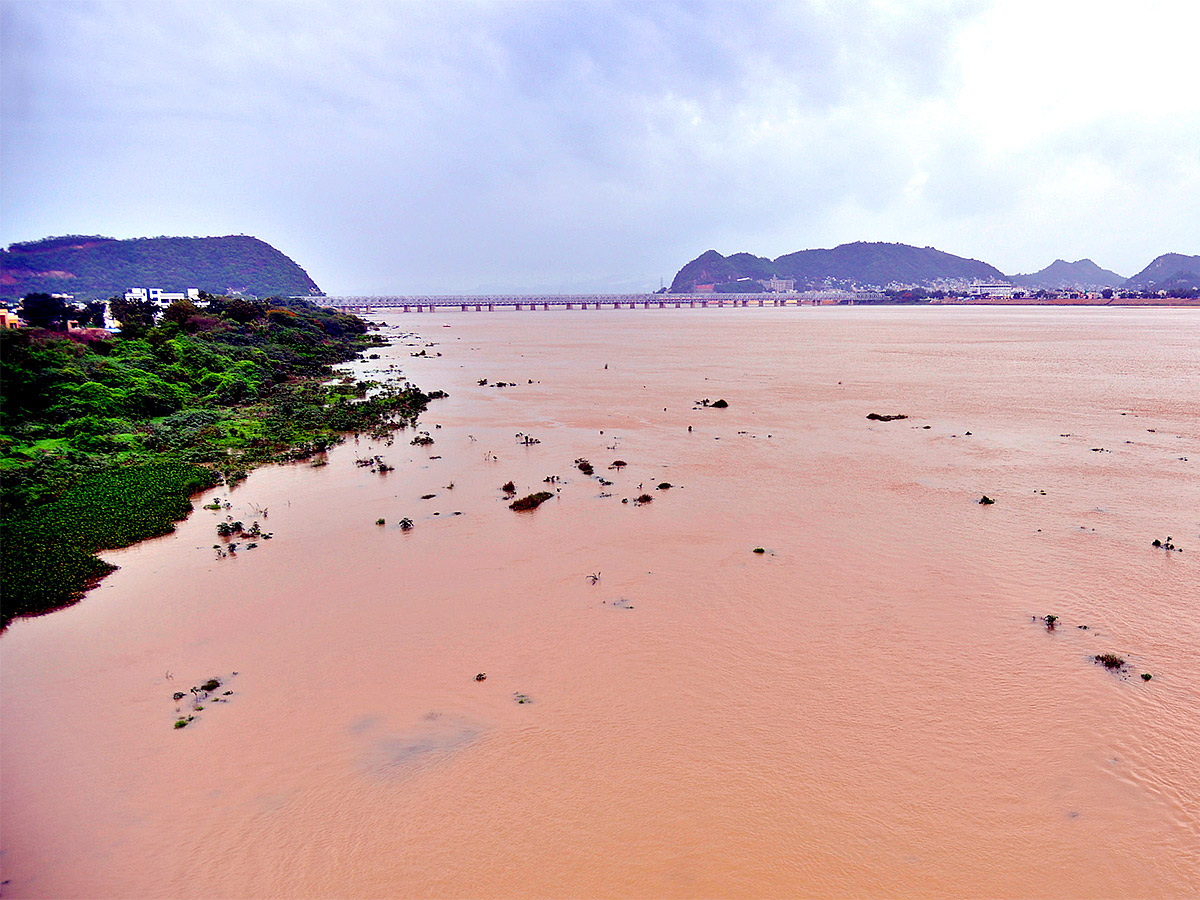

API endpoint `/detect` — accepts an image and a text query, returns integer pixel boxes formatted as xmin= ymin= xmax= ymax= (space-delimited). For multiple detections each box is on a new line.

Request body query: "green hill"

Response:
xmin=1 ymin=235 xmax=321 ymax=301
xmin=1123 ymin=253 xmax=1200 ymax=291
xmin=1010 ymin=258 xmax=1125 ymax=290
xmin=669 ymin=242 xmax=1003 ymax=292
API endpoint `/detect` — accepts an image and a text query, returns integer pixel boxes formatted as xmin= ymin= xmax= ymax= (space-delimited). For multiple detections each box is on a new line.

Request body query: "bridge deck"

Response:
xmin=315 ymin=292 xmax=875 ymax=312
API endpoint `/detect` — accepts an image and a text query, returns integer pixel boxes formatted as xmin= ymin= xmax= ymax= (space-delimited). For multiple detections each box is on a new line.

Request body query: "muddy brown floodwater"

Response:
xmin=2 ymin=306 xmax=1198 ymax=898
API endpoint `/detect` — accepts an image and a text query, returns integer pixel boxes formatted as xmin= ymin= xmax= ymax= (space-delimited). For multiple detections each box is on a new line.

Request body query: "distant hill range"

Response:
xmin=0 ymin=235 xmax=322 ymax=301
xmin=669 ymin=242 xmax=1003 ymax=292
xmin=1010 ymin=259 xmax=1125 ymax=290
xmin=1122 ymin=253 xmax=1200 ymax=291
xmin=669 ymin=242 xmax=1197 ymax=294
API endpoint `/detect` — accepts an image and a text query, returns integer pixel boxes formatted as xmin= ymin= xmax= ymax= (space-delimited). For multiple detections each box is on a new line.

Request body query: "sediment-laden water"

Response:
xmin=2 ymin=306 xmax=1197 ymax=898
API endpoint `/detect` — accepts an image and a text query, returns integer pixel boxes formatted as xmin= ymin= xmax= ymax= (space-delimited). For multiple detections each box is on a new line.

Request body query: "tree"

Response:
xmin=20 ymin=293 xmax=67 ymax=330
xmin=78 ymin=300 xmax=108 ymax=328
xmin=108 ymin=296 xmax=159 ymax=336
xmin=1101 ymin=288 xmax=1114 ymax=299
xmin=162 ymin=299 xmax=199 ymax=327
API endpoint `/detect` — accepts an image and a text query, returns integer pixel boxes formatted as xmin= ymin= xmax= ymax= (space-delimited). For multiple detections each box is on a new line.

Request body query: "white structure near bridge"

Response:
xmin=967 ymin=282 xmax=1016 ymax=298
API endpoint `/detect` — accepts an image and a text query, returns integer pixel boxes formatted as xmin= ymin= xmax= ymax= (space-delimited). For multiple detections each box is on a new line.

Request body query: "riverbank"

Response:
xmin=0 ymin=298 xmax=441 ymax=628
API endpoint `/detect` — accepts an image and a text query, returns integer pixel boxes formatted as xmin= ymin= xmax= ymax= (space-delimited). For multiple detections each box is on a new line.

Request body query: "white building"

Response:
xmin=125 ymin=287 xmax=201 ymax=303
xmin=968 ymin=282 xmax=1016 ymax=298
xmin=759 ymin=275 xmax=796 ymax=293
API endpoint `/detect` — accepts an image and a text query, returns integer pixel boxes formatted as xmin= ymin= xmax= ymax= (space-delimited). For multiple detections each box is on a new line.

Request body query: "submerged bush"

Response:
xmin=510 ymin=491 xmax=553 ymax=511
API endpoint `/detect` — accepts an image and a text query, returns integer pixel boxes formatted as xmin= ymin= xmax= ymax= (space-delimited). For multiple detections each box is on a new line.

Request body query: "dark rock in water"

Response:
xmin=173 ymin=692 xmax=186 ymax=701
xmin=753 ymin=547 xmax=766 ymax=554
xmin=200 ymin=678 xmax=221 ymax=692
xmin=657 ymin=482 xmax=672 ymax=490
xmin=711 ymin=398 xmax=729 ymax=408
xmin=475 ymin=673 xmax=487 ymax=682
xmin=1141 ymin=672 xmax=1153 ymax=681
xmin=1095 ymin=653 xmax=1125 ymax=670
xmin=979 ymin=495 xmax=995 ymax=505
xmin=867 ymin=413 xmax=908 ymax=421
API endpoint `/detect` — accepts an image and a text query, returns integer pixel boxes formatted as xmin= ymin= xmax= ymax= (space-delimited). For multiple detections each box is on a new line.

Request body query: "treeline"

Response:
xmin=1 ymin=295 xmax=439 ymax=626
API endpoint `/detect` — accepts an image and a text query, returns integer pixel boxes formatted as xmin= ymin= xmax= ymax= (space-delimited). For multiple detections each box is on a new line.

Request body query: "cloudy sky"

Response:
xmin=3 ymin=0 xmax=1197 ymax=294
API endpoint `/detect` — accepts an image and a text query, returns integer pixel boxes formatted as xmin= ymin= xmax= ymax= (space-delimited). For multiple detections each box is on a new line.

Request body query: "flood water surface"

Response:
xmin=2 ymin=306 xmax=1198 ymax=898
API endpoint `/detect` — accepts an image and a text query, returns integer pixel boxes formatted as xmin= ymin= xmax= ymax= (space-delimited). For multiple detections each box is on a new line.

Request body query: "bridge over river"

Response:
xmin=316 ymin=291 xmax=881 ymax=313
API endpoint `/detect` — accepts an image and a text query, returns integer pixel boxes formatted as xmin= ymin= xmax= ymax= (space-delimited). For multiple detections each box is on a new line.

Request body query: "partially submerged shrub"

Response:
xmin=1095 ymin=653 xmax=1125 ymax=670
xmin=510 ymin=491 xmax=554 ymax=511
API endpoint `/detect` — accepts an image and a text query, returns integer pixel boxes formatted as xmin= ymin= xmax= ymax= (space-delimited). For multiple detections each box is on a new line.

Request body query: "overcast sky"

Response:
xmin=3 ymin=0 xmax=1197 ymax=294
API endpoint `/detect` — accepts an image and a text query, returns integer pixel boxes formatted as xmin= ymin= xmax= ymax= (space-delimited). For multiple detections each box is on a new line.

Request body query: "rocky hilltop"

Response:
xmin=669 ymin=242 xmax=1003 ymax=292
xmin=0 ymin=235 xmax=322 ymax=300
xmin=1122 ymin=253 xmax=1200 ymax=291
xmin=1011 ymin=259 xmax=1125 ymax=290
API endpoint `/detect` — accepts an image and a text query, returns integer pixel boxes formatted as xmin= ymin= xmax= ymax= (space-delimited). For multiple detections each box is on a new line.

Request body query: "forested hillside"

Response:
xmin=1 ymin=235 xmax=321 ymax=300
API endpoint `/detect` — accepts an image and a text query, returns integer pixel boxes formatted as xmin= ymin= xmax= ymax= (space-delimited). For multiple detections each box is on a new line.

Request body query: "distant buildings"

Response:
xmin=124 ymin=287 xmax=200 ymax=303
xmin=1 ymin=310 xmax=22 ymax=329
xmin=967 ymin=282 xmax=1016 ymax=298
xmin=759 ymin=275 xmax=796 ymax=293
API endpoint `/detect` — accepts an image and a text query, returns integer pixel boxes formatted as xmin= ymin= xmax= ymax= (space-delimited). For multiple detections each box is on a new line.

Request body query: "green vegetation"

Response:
xmin=2 ymin=295 xmax=440 ymax=628
xmin=1 ymin=234 xmax=321 ymax=301
xmin=3 ymin=461 xmax=219 ymax=623
xmin=509 ymin=491 xmax=553 ymax=511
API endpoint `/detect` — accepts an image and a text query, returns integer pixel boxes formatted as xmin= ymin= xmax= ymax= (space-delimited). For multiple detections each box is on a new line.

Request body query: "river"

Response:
xmin=2 ymin=305 xmax=1197 ymax=898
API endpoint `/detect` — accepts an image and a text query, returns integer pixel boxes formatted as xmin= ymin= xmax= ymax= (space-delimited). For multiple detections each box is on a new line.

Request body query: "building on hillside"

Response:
xmin=694 ymin=283 xmax=715 ymax=292
xmin=759 ymin=275 xmax=796 ymax=292
xmin=1 ymin=310 xmax=22 ymax=328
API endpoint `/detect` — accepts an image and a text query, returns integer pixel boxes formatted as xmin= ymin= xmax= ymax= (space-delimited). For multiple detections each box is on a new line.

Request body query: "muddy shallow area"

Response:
xmin=3 ymin=306 xmax=1198 ymax=898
